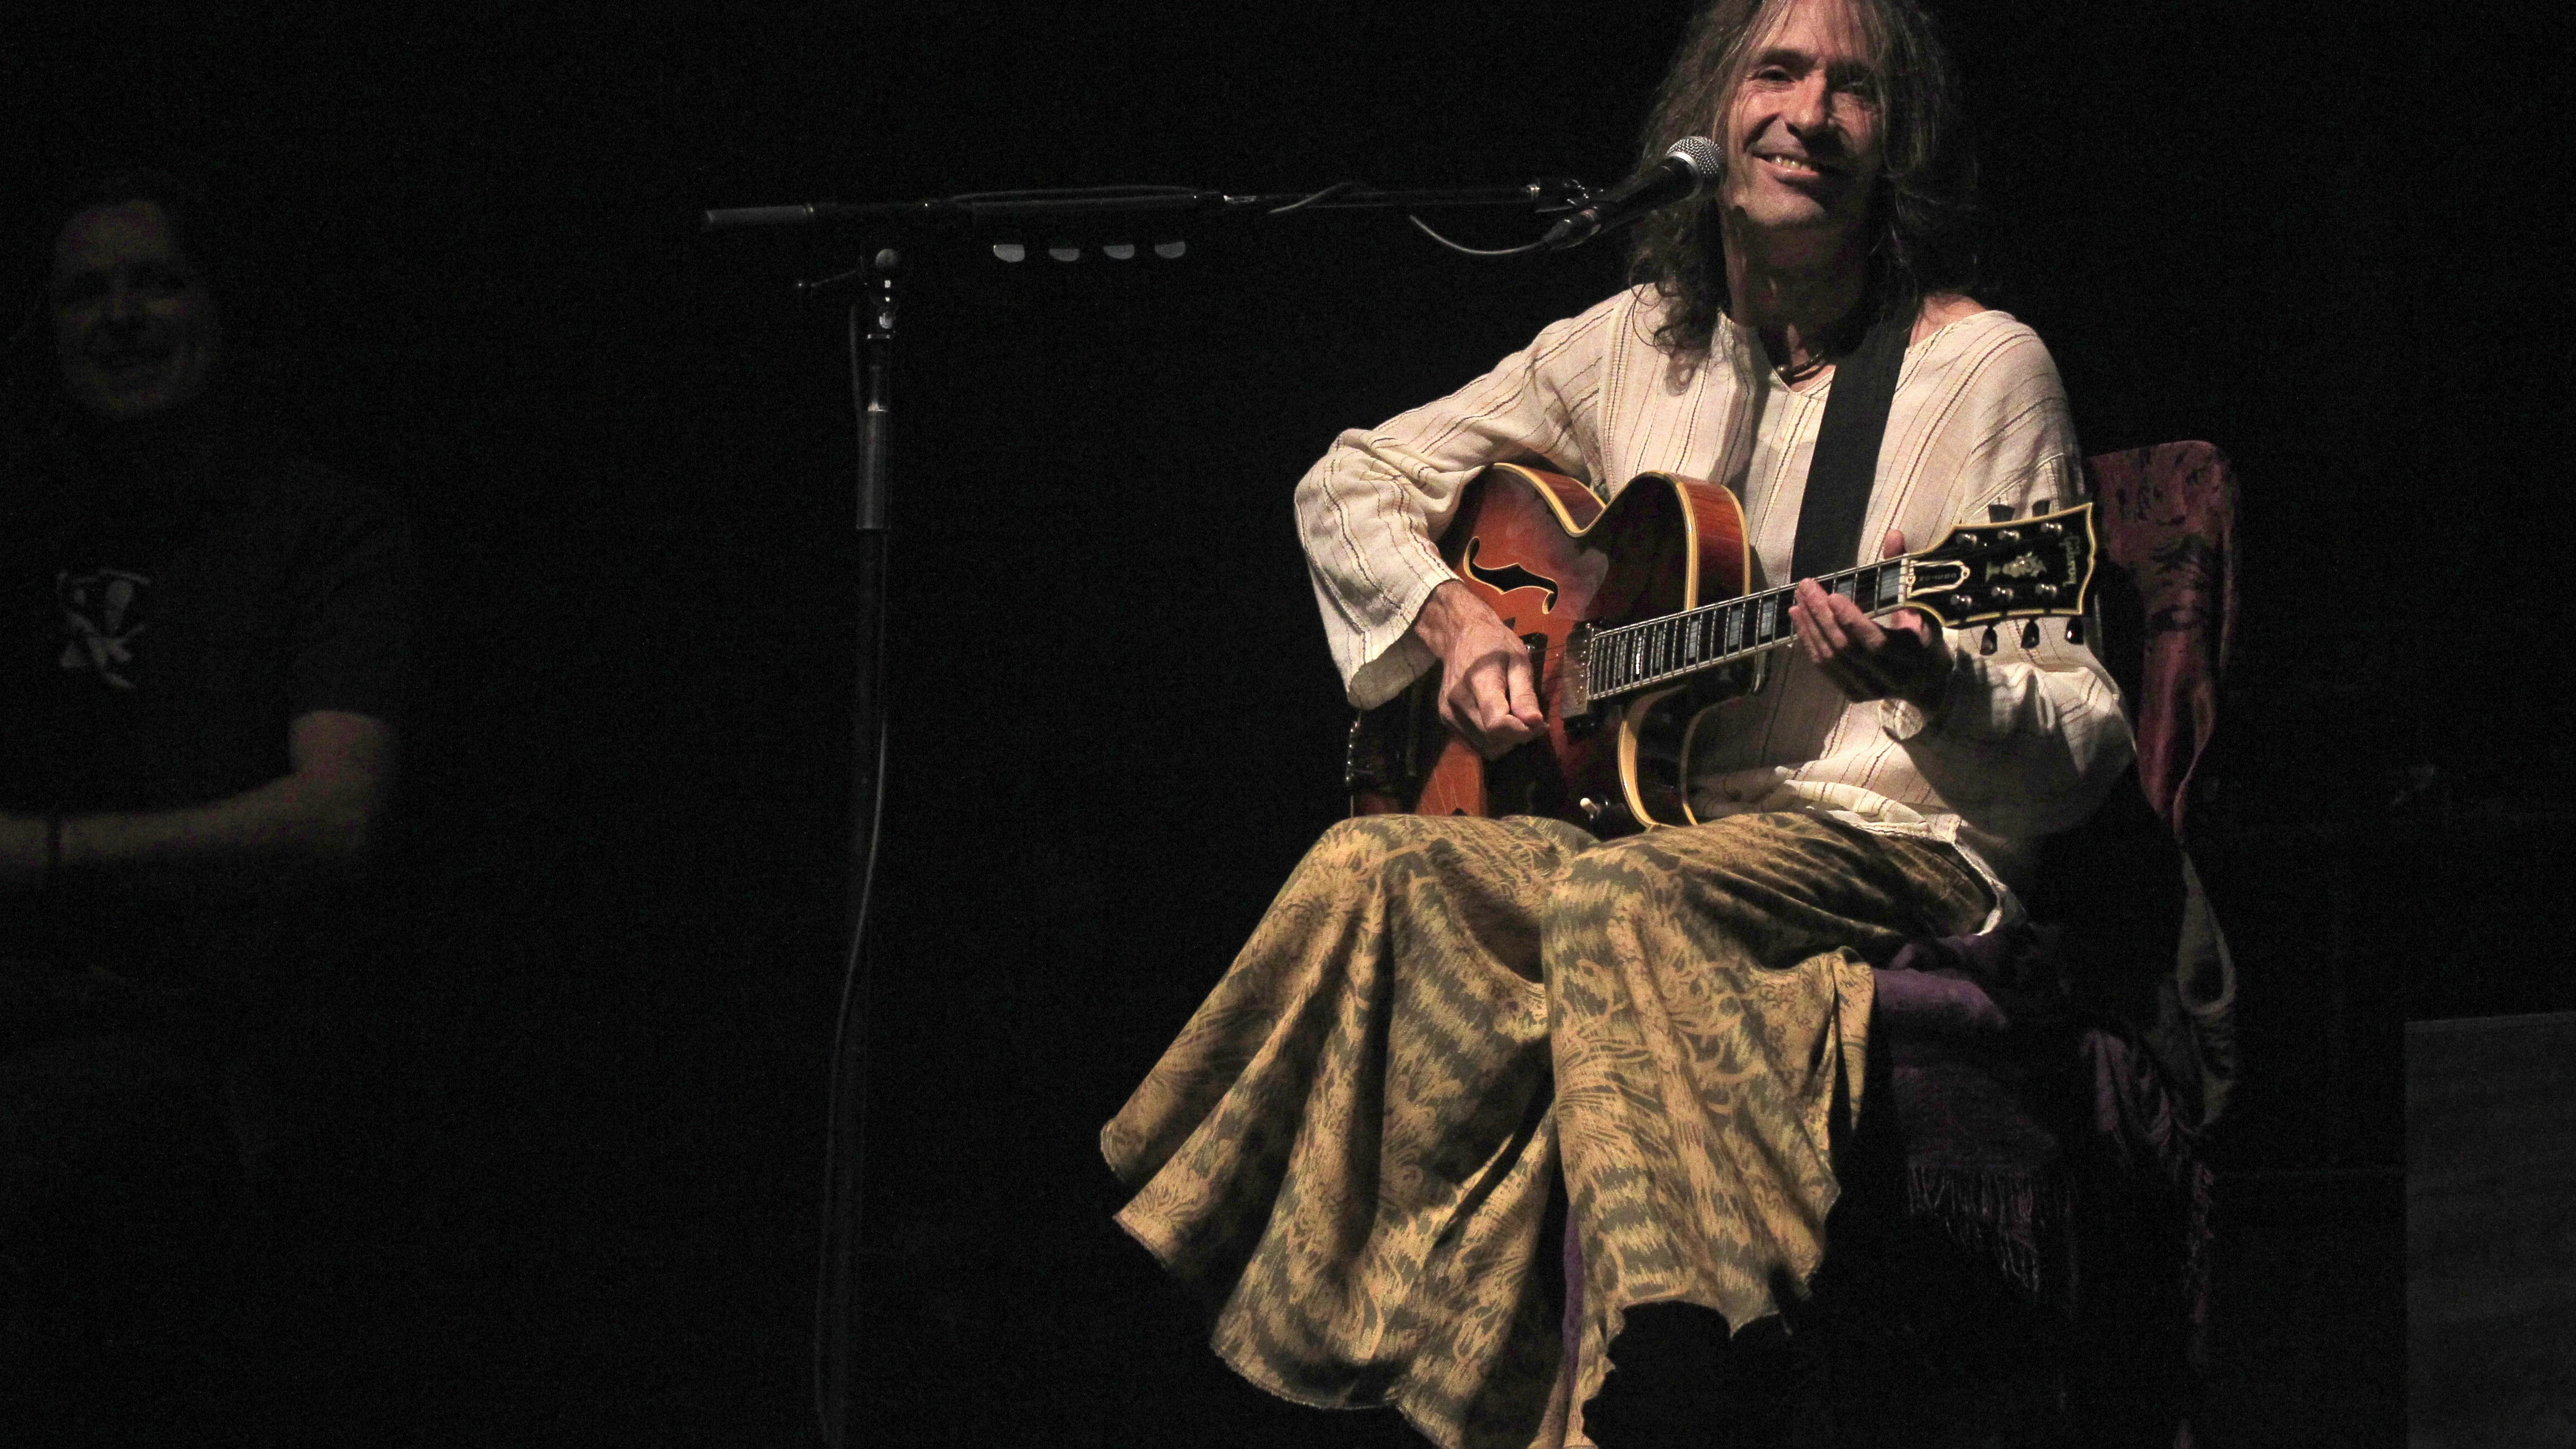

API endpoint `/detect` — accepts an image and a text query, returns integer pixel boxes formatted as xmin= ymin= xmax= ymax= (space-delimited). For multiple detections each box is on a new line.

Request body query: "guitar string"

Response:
xmin=1582 ymin=544 xmax=2082 ymax=698
xmin=1579 ymin=504 xmax=2088 ymax=665
xmin=1585 ymin=561 xmax=1893 ymax=695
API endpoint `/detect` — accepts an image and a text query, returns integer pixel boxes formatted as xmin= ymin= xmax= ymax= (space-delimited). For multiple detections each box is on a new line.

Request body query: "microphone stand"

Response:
xmin=798 ymin=244 xmax=895 ymax=1449
xmin=702 ymin=176 xmax=1588 ymax=1449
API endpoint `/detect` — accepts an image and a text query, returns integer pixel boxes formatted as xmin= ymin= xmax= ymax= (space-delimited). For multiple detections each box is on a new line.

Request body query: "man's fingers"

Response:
xmin=1503 ymin=651 xmax=1547 ymax=732
xmin=1808 ymin=592 xmax=1845 ymax=648
xmin=1880 ymin=528 xmax=1908 ymax=560
xmin=1795 ymin=581 xmax=1876 ymax=660
xmin=1793 ymin=578 xmax=1936 ymax=703
xmin=1486 ymin=651 xmax=1544 ymax=757
xmin=1792 ymin=604 xmax=1838 ymax=667
xmin=1442 ymin=691 xmax=1499 ymax=758
xmin=1457 ymin=666 xmax=1507 ymax=743
xmin=1791 ymin=581 xmax=1837 ymax=661
xmin=1447 ymin=651 xmax=1542 ymax=759
xmin=1825 ymin=591 xmax=1885 ymax=650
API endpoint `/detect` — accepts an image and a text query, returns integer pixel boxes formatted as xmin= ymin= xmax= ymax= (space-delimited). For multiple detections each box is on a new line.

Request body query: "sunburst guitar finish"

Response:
xmin=1346 ymin=463 xmax=1751 ymax=835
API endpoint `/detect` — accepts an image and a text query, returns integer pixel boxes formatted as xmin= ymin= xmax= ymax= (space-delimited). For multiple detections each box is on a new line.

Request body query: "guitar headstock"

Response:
xmin=1900 ymin=502 xmax=2098 ymax=628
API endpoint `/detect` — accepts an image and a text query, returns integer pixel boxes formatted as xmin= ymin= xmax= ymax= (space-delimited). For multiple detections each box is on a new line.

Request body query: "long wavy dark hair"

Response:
xmin=1626 ymin=0 xmax=1979 ymax=356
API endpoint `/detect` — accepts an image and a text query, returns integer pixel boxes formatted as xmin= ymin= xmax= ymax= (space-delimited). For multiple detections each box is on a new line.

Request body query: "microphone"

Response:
xmin=1540 ymin=136 xmax=1725 ymax=251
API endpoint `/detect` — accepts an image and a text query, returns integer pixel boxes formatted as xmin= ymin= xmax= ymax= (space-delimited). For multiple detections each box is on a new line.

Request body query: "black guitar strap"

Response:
xmin=1788 ymin=308 xmax=1914 ymax=584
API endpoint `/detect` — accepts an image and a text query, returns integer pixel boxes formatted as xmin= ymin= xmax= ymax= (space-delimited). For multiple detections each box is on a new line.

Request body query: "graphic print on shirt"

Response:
xmin=58 ymin=567 xmax=151 ymax=690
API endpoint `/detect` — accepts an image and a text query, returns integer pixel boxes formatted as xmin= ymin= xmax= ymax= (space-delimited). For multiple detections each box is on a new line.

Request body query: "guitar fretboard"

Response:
xmin=1584 ymin=559 xmax=1910 ymax=700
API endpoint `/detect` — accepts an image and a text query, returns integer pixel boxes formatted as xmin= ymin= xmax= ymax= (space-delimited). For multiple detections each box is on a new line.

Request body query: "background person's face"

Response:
xmin=50 ymin=199 xmax=221 ymax=423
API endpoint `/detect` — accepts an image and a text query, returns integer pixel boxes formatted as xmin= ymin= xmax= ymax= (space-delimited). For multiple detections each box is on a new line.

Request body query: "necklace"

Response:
xmin=1776 ymin=351 xmax=1831 ymax=385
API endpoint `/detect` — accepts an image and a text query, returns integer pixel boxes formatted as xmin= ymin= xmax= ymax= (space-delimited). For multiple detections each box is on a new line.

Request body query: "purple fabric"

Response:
xmin=1875 ymin=926 xmax=2059 ymax=1039
xmin=1869 ymin=922 xmax=2212 ymax=1320
xmin=2082 ymin=1026 xmax=2217 ymax=1363
xmin=1874 ymin=925 xmax=2073 ymax=1295
xmin=2085 ymin=442 xmax=2237 ymax=840
xmin=1871 ymin=963 xmax=2011 ymax=1037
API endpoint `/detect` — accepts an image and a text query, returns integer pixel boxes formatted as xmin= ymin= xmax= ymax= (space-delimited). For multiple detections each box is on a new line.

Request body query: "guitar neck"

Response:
xmin=1580 ymin=558 xmax=1913 ymax=702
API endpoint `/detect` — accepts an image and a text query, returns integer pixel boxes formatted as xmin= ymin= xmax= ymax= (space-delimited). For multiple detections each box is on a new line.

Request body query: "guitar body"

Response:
xmin=1347 ymin=463 xmax=1751 ymax=836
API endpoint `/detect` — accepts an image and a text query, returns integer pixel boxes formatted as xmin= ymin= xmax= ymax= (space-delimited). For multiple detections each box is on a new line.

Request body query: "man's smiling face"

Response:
xmin=50 ymin=199 xmax=221 ymax=424
xmin=1718 ymin=0 xmax=1886 ymax=244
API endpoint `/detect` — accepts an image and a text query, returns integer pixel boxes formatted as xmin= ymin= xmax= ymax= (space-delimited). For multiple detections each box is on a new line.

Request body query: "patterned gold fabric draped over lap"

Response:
xmin=1101 ymin=812 xmax=1991 ymax=1449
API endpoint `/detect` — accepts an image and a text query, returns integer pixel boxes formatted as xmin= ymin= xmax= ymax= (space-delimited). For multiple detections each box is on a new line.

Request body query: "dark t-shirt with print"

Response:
xmin=1 ymin=436 xmax=414 ymax=986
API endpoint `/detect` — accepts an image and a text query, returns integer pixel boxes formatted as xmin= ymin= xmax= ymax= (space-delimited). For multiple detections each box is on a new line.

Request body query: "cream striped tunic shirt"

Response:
xmin=1292 ymin=287 xmax=2133 ymax=894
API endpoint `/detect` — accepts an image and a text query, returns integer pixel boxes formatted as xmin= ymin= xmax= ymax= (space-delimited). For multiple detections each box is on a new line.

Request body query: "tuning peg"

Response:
xmin=1981 ymin=625 xmax=1999 ymax=656
xmin=2021 ymin=619 xmax=2041 ymax=649
xmin=2065 ymin=615 xmax=2084 ymax=645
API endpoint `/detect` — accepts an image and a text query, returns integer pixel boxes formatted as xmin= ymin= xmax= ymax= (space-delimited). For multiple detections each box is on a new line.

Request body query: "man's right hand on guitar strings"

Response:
xmin=1409 ymin=580 xmax=1547 ymax=761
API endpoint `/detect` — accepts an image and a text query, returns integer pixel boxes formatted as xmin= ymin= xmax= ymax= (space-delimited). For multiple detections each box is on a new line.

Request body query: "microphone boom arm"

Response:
xmin=702 ymin=178 xmax=1588 ymax=234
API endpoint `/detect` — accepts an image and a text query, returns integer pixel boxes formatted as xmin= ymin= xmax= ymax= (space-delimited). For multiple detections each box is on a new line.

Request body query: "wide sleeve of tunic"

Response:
xmin=1293 ymin=293 xmax=1629 ymax=710
xmin=1861 ymin=319 xmax=2133 ymax=843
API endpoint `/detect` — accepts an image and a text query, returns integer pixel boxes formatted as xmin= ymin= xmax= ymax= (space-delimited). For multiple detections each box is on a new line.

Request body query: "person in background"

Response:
xmin=0 ymin=169 xmax=415 ymax=1419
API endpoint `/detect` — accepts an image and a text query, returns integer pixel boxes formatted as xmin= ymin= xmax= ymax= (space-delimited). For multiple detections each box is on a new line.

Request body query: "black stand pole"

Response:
xmin=814 ymin=246 xmax=897 ymax=1449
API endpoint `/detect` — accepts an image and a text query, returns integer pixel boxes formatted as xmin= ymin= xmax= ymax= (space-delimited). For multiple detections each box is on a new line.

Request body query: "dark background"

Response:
xmin=6 ymin=1 xmax=2560 ymax=1444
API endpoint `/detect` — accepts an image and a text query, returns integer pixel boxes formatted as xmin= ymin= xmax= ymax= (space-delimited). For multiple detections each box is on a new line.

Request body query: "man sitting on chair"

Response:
xmin=1101 ymin=1 xmax=2131 ymax=1445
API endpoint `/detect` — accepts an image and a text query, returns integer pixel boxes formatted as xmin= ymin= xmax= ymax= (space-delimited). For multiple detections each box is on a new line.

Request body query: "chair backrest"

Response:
xmin=2078 ymin=442 xmax=2240 ymax=1127
xmin=2082 ymin=442 xmax=2238 ymax=843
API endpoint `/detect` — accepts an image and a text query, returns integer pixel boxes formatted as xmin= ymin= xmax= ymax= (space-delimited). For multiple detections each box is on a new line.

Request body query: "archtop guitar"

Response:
xmin=1345 ymin=462 xmax=2099 ymax=836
